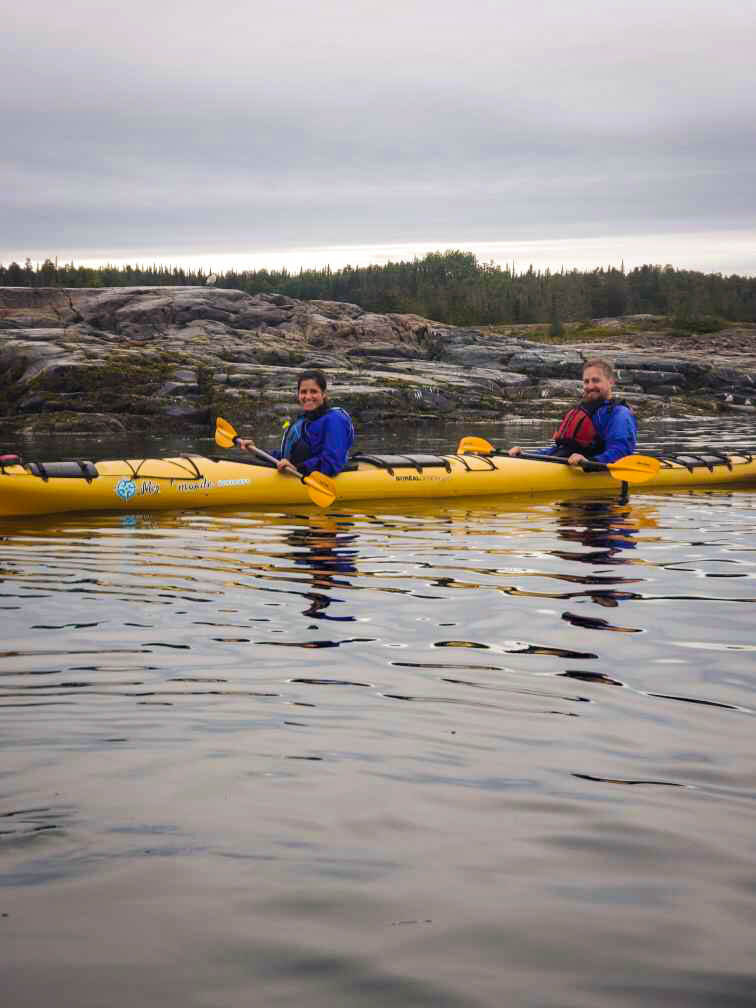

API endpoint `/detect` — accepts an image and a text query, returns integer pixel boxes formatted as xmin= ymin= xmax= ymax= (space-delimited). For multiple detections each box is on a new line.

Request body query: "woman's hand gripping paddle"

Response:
xmin=456 ymin=435 xmax=661 ymax=485
xmin=215 ymin=417 xmax=336 ymax=508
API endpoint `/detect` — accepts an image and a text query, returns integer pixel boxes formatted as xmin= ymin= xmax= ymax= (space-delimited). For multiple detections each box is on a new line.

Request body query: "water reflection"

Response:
xmin=284 ymin=515 xmax=359 ymax=621
xmin=550 ymin=496 xmax=652 ymax=565
xmin=549 ymin=498 xmax=650 ymax=634
xmin=2 ymin=431 xmax=756 ymax=1008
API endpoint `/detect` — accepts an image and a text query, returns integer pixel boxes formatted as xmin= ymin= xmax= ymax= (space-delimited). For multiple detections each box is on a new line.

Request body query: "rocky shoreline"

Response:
xmin=1 ymin=285 xmax=755 ymax=440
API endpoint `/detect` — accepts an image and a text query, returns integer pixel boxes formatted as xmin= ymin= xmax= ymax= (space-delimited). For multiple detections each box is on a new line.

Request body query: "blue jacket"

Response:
xmin=543 ymin=400 xmax=637 ymax=464
xmin=277 ymin=407 xmax=355 ymax=477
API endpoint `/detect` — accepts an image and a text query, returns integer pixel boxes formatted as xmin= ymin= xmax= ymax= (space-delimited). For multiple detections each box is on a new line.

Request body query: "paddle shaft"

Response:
xmin=217 ymin=421 xmax=293 ymax=471
xmin=245 ymin=443 xmax=300 ymax=475
xmin=247 ymin=444 xmax=282 ymax=466
xmin=459 ymin=437 xmax=612 ymax=472
xmin=517 ymin=451 xmax=608 ymax=473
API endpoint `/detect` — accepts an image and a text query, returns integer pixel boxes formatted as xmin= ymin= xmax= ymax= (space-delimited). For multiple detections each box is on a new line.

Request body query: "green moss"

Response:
xmin=208 ymin=389 xmax=269 ymax=428
xmin=196 ymin=364 xmax=215 ymax=397
xmin=671 ymin=314 xmax=727 ymax=334
xmin=0 ymin=359 xmax=28 ymax=413
xmin=20 ymin=411 xmax=133 ymax=435
xmin=32 ymin=352 xmax=173 ymax=398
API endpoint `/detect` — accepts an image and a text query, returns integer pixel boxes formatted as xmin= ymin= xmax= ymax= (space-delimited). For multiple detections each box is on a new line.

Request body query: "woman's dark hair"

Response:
xmin=297 ymin=369 xmax=328 ymax=393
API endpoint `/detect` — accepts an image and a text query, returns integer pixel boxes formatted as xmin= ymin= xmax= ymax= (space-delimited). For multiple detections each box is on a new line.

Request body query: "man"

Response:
xmin=508 ymin=359 xmax=636 ymax=466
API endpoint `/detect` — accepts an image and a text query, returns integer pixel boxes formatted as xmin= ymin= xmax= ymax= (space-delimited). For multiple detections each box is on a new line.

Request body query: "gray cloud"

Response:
xmin=2 ymin=0 xmax=755 ymax=265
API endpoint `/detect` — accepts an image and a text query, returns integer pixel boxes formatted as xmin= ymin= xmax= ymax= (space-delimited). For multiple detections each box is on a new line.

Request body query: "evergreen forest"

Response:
xmin=2 ymin=251 xmax=755 ymax=328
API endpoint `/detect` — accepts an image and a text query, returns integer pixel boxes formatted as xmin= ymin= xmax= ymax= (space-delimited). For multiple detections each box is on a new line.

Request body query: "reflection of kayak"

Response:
xmin=1 ymin=450 xmax=755 ymax=518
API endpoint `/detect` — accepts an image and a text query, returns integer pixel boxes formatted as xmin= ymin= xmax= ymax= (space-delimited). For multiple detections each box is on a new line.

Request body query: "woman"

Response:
xmin=238 ymin=369 xmax=354 ymax=477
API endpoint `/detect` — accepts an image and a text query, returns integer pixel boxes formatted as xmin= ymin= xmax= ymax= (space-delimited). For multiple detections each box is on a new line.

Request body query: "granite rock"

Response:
xmin=1 ymin=287 xmax=755 ymax=438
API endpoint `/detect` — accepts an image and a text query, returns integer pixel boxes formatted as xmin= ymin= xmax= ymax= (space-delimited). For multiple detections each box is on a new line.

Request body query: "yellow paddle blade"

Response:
xmin=302 ymin=471 xmax=337 ymax=508
xmin=215 ymin=416 xmax=238 ymax=449
xmin=457 ymin=435 xmax=495 ymax=454
xmin=605 ymin=455 xmax=661 ymax=484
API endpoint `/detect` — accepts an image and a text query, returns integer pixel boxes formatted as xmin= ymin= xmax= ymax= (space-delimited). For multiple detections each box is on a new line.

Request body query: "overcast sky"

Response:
xmin=2 ymin=0 xmax=755 ymax=273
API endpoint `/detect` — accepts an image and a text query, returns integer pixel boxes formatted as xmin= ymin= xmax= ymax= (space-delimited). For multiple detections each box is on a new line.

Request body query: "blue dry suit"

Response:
xmin=541 ymin=400 xmax=637 ymax=464
xmin=276 ymin=406 xmax=355 ymax=477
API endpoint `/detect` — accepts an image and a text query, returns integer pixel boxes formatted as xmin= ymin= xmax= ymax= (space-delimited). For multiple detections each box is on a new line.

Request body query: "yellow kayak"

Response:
xmin=1 ymin=449 xmax=755 ymax=518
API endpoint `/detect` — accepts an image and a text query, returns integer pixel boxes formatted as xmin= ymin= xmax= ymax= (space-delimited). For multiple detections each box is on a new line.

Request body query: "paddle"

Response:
xmin=214 ymin=416 xmax=336 ymax=508
xmin=456 ymin=435 xmax=661 ymax=484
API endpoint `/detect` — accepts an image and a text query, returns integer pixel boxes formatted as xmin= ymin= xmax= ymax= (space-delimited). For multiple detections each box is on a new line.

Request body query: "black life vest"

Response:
xmin=281 ymin=404 xmax=327 ymax=467
xmin=553 ymin=399 xmax=613 ymax=458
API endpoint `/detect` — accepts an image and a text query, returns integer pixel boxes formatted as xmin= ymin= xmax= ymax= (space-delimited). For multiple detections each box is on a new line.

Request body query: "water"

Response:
xmin=2 ymin=418 xmax=756 ymax=1007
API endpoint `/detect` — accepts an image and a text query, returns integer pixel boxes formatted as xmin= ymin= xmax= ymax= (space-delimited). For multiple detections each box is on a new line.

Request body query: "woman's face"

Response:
xmin=297 ymin=378 xmax=325 ymax=412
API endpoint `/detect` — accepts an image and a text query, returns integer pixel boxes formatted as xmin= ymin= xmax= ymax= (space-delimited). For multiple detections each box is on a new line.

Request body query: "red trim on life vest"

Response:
xmin=554 ymin=406 xmax=601 ymax=451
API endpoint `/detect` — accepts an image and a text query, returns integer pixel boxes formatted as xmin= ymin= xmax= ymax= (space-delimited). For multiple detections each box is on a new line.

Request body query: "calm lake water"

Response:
xmin=3 ymin=418 xmax=756 ymax=1007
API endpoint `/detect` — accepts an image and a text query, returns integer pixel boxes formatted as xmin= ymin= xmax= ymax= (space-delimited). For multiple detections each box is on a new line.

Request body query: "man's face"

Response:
xmin=582 ymin=366 xmax=614 ymax=402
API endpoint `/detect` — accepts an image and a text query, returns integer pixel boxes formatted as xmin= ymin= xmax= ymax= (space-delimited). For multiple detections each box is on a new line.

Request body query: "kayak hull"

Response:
xmin=2 ymin=451 xmax=756 ymax=518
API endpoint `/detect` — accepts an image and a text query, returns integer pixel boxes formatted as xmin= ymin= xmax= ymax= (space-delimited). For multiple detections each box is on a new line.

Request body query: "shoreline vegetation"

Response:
xmin=2 ymin=250 xmax=755 ymax=329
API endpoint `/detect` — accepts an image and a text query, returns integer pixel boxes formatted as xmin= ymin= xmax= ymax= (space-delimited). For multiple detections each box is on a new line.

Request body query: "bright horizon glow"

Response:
xmin=2 ymin=229 xmax=755 ymax=278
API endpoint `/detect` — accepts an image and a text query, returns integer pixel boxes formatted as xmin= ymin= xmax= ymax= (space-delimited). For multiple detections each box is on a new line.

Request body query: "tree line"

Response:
xmin=2 ymin=251 xmax=755 ymax=326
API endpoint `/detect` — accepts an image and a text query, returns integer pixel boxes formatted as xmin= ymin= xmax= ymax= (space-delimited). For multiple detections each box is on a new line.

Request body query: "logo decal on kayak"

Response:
xmin=116 ymin=478 xmax=137 ymax=500
xmin=176 ymin=477 xmax=214 ymax=493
